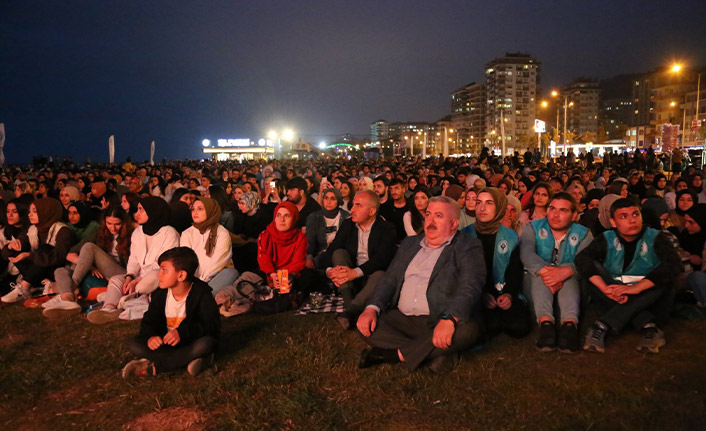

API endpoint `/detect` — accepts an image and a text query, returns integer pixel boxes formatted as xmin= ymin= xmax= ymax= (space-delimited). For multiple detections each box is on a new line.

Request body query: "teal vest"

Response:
xmin=603 ymin=228 xmax=660 ymax=281
xmin=462 ymin=224 xmax=518 ymax=290
xmin=530 ymin=218 xmax=589 ymax=265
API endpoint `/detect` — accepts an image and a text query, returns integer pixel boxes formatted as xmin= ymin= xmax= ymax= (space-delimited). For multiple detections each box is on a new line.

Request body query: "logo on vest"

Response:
xmin=639 ymin=241 xmax=648 ymax=256
xmin=497 ymin=240 xmax=509 ymax=254
xmin=539 ymin=228 xmax=548 ymax=240
xmin=614 ymin=237 xmax=622 ymax=251
xmin=569 ymin=233 xmax=579 ymax=247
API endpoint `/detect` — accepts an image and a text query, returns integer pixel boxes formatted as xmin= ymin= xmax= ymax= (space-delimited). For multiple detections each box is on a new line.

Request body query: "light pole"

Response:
xmin=267 ymin=130 xmax=279 ymax=159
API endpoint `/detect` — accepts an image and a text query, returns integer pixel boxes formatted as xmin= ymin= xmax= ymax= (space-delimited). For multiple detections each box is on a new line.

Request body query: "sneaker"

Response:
xmin=41 ymin=295 xmax=64 ymax=309
xmin=86 ymin=308 xmax=122 ymax=324
xmin=1 ymin=283 xmax=30 ymax=304
xmin=121 ymin=359 xmax=155 ymax=379
xmin=40 ymin=279 xmax=55 ymax=296
xmin=187 ymin=354 xmax=214 ymax=376
xmin=636 ymin=324 xmax=665 ymax=353
xmin=557 ymin=321 xmax=580 ymax=354
xmin=583 ymin=321 xmax=608 ymax=353
xmin=42 ymin=297 xmax=81 ymax=319
xmin=535 ymin=321 xmax=556 ymax=352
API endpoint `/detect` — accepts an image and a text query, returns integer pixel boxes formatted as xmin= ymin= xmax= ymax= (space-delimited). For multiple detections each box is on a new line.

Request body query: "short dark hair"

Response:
xmin=158 ymin=247 xmax=199 ymax=282
xmin=389 ymin=178 xmax=405 ymax=188
xmin=373 ymin=175 xmax=389 ymax=186
xmin=286 ymin=176 xmax=308 ymax=192
xmin=549 ymin=192 xmax=578 ymax=213
xmin=610 ymin=198 xmax=640 ymax=218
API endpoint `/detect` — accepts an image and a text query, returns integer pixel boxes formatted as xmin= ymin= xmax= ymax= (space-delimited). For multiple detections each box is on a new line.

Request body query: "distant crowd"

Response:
xmin=0 ymin=145 xmax=703 ymax=377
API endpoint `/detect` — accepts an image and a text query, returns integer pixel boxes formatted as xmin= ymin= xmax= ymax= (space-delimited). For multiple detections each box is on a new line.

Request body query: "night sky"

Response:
xmin=1 ymin=0 xmax=705 ymax=164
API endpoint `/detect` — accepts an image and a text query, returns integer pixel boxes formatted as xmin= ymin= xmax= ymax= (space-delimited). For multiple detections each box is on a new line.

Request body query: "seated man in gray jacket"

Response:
xmin=520 ymin=192 xmax=593 ymax=353
xmin=356 ymin=196 xmax=485 ymax=374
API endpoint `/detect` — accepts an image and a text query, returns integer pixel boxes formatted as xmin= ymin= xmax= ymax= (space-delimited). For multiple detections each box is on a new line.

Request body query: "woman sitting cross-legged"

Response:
xmin=88 ymin=197 xmax=179 ymax=324
xmin=180 ymin=197 xmax=238 ymax=296
xmin=0 ymin=198 xmax=31 ymax=295
xmin=45 ymin=205 xmax=134 ymax=318
xmin=1 ymin=198 xmax=75 ymax=304
xmin=257 ymin=202 xmax=319 ymax=298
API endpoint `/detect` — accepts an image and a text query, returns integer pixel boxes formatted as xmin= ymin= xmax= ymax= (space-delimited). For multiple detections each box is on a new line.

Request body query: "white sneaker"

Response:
xmin=41 ymin=295 xmax=64 ymax=308
xmin=1 ymin=283 xmax=30 ymax=303
xmin=42 ymin=297 xmax=81 ymax=319
xmin=96 ymin=291 xmax=107 ymax=303
xmin=40 ymin=279 xmax=55 ymax=296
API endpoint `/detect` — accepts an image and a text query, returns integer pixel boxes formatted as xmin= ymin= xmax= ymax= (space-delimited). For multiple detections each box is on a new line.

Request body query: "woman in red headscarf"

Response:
xmin=256 ymin=202 xmax=310 ymax=293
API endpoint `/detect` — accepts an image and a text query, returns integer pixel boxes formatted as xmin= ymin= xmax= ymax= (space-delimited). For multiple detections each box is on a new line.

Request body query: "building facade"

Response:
xmin=451 ymin=82 xmax=486 ymax=154
xmin=561 ymin=79 xmax=599 ymax=138
xmin=484 ymin=52 xmax=540 ymax=153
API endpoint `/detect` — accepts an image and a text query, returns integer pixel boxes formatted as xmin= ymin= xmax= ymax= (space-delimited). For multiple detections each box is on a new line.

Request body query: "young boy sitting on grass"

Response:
xmin=122 ymin=247 xmax=220 ymax=378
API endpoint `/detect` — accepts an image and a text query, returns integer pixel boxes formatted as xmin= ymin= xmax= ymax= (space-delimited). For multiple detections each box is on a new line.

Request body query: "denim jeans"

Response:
xmin=207 ymin=267 xmax=239 ymax=296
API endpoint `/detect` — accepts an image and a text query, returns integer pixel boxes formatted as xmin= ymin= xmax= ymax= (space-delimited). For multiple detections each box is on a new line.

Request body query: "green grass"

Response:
xmin=1 ymin=305 xmax=705 ymax=431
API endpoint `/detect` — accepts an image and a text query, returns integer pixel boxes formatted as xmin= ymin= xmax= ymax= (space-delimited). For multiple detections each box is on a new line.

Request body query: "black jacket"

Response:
xmin=320 ymin=216 xmax=397 ymax=276
xmin=139 ymin=279 xmax=221 ymax=344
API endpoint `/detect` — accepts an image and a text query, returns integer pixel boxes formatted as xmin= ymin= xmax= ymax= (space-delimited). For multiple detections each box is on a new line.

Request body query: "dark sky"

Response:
xmin=1 ymin=0 xmax=705 ymax=164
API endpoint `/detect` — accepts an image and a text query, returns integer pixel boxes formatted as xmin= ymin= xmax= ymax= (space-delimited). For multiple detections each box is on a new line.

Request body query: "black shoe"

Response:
xmin=358 ymin=348 xmax=388 ymax=369
xmin=557 ymin=321 xmax=580 ymax=354
xmin=429 ymin=353 xmax=460 ymax=375
xmin=536 ymin=321 xmax=556 ymax=352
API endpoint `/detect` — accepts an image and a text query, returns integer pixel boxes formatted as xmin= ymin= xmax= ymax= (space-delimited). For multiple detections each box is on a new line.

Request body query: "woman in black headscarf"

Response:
xmin=88 ymin=197 xmax=180 ymax=324
xmin=679 ymin=203 xmax=706 ymax=271
xmin=668 ymin=189 xmax=698 ymax=234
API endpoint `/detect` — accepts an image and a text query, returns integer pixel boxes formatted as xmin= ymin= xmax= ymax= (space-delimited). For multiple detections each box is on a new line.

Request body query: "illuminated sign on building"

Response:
xmin=217 ymin=139 xmax=252 ymax=147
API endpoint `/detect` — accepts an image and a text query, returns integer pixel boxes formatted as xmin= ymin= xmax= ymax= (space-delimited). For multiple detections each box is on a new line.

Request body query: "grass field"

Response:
xmin=1 ymin=303 xmax=705 ymax=431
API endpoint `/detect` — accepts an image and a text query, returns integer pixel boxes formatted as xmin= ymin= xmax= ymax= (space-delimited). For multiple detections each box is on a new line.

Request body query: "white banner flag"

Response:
xmin=150 ymin=140 xmax=155 ymax=166
xmin=109 ymin=135 xmax=115 ymax=164
xmin=0 ymin=123 xmax=5 ymax=166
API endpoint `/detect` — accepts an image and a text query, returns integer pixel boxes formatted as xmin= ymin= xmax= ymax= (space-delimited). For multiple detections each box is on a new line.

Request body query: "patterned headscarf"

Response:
xmin=240 ymin=191 xmax=261 ymax=216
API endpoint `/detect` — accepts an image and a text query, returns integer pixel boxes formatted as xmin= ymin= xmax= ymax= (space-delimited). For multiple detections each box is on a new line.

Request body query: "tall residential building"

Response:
xmin=561 ymin=79 xmax=599 ymax=138
xmin=484 ymin=52 xmax=540 ymax=152
xmin=451 ymin=82 xmax=486 ymax=154
xmin=632 ymin=67 xmax=698 ymax=130
xmin=370 ymin=120 xmax=390 ymax=144
xmin=600 ymin=98 xmax=632 ymax=141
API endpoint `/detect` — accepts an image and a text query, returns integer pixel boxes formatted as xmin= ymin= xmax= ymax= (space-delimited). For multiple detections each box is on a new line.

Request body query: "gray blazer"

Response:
xmin=368 ymin=231 xmax=485 ymax=326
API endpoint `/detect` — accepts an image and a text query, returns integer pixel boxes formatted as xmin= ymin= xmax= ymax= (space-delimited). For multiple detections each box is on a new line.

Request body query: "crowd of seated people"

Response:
xmin=0 ymin=146 xmax=700 ymax=377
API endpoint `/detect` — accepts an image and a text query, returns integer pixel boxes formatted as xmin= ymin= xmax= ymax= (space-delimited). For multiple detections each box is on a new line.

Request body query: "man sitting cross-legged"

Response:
xmin=520 ymin=192 xmax=593 ymax=353
xmin=321 ymin=190 xmax=397 ymax=328
xmin=356 ymin=196 xmax=485 ymax=374
xmin=575 ymin=198 xmax=681 ymax=354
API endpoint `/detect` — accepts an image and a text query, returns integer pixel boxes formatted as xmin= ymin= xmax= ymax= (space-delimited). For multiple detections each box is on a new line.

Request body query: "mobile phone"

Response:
xmin=270 ymin=181 xmax=276 ymax=188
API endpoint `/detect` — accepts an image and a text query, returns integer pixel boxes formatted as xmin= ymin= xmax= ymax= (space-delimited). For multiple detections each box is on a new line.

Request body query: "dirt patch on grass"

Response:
xmin=122 ymin=407 xmax=207 ymax=431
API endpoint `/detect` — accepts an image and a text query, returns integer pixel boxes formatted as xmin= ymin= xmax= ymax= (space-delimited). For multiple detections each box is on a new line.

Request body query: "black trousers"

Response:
xmin=589 ymin=268 xmax=674 ymax=333
xmin=362 ymin=309 xmax=480 ymax=370
xmin=483 ymin=297 xmax=532 ymax=339
xmin=127 ymin=335 xmax=217 ymax=373
xmin=14 ymin=260 xmax=55 ymax=286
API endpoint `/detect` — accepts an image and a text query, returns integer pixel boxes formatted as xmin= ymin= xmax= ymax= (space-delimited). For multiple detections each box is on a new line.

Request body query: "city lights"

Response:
xmin=319 ymin=141 xmax=326 ymax=149
xmin=201 ymin=139 xmax=211 ymax=147
xmin=672 ymin=63 xmax=682 ymax=73
xmin=282 ymin=129 xmax=294 ymax=141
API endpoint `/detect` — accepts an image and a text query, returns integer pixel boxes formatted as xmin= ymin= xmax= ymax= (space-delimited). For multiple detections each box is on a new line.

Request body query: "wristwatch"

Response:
xmin=440 ymin=313 xmax=457 ymax=328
